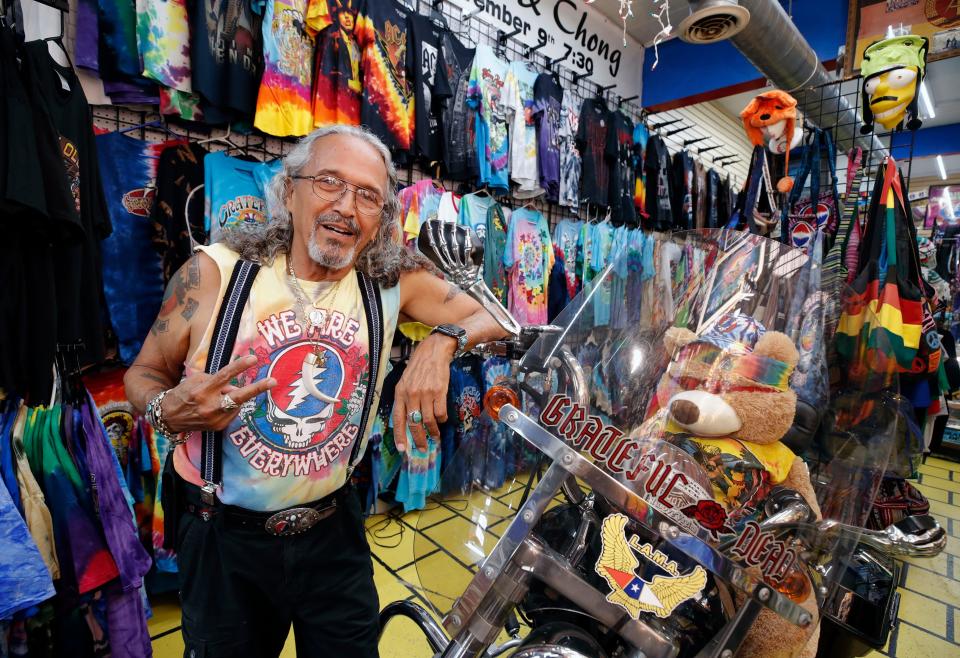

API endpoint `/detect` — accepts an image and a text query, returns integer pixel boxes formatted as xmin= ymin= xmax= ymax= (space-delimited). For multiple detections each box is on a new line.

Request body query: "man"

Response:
xmin=125 ymin=125 xmax=507 ymax=657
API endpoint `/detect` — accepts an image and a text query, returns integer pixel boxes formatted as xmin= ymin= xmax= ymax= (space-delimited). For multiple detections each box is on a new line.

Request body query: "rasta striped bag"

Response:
xmin=836 ymin=157 xmax=923 ymax=375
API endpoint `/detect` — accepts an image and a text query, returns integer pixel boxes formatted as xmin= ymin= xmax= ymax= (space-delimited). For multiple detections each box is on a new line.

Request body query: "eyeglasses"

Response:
xmin=290 ymin=173 xmax=385 ymax=216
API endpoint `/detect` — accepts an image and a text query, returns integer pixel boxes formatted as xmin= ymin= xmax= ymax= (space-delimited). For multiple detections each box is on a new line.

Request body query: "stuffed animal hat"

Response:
xmin=860 ymin=35 xmax=929 ymax=133
xmin=740 ymin=90 xmax=798 ymax=193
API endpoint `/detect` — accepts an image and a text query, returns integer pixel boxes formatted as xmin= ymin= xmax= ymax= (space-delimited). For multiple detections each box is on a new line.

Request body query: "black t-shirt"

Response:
xmin=409 ymin=14 xmax=444 ymax=164
xmin=190 ymin=0 xmax=264 ymax=120
xmin=576 ymin=98 xmax=610 ymax=207
xmin=0 ymin=32 xmax=79 ymax=243
xmin=645 ymin=135 xmax=672 ymax=230
xmin=706 ymin=168 xmax=721 ymax=228
xmin=22 ymin=41 xmax=111 ymax=370
xmin=533 ymin=72 xmax=563 ymax=202
xmin=436 ymin=31 xmax=476 ymax=181
xmin=357 ymin=0 xmax=415 ymax=158
xmin=151 ymin=142 xmax=209 ymax=285
xmin=671 ymin=150 xmax=694 ymax=230
xmin=605 ymin=109 xmax=636 ymax=226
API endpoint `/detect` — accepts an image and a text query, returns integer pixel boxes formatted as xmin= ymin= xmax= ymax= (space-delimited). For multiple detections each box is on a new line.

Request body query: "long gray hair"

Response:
xmin=224 ymin=124 xmax=432 ymax=287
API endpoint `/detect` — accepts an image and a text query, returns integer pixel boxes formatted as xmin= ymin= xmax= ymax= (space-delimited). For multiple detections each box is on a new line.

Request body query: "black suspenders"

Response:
xmin=199 ymin=259 xmax=383 ymax=505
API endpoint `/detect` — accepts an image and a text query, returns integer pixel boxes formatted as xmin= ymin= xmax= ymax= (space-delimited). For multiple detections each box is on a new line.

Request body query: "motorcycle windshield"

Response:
xmin=415 ymin=229 xmax=899 ymax=653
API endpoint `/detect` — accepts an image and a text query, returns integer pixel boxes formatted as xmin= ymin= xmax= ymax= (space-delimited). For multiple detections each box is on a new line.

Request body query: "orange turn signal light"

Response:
xmin=773 ymin=568 xmax=811 ymax=603
xmin=484 ymin=385 xmax=520 ymax=421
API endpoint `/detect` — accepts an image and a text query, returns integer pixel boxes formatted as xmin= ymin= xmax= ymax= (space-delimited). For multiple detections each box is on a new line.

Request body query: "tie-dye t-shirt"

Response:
xmin=308 ymin=0 xmax=362 ymax=126
xmin=504 ymin=60 xmax=541 ymax=195
xmin=253 ymin=0 xmax=318 ymax=136
xmin=504 ymin=208 xmax=553 ymax=325
xmin=97 ymin=132 xmax=185 ymax=364
xmin=174 ymin=245 xmax=399 ymax=511
xmin=136 ymin=0 xmax=201 ymax=120
xmin=467 ymin=44 xmax=509 ymax=190
xmin=553 ymin=218 xmax=582 ymax=299
xmin=204 ymin=152 xmax=282 ymax=244
xmin=355 ymin=0 xmax=414 ymax=154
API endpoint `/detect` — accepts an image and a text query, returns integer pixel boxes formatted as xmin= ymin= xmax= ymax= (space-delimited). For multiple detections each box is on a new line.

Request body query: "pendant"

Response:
xmin=309 ymin=309 xmax=326 ymax=328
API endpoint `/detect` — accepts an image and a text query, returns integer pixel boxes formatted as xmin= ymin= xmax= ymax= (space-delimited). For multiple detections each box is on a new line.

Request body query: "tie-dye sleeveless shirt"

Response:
xmin=174 ymin=243 xmax=399 ymax=511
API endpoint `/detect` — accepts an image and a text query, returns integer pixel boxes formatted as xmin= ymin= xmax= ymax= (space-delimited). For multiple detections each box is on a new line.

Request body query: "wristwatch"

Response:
xmin=431 ymin=323 xmax=468 ymax=358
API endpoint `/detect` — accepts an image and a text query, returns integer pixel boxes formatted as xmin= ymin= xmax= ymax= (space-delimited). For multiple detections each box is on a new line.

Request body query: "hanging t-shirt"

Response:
xmin=504 ymin=60 xmax=541 ymax=196
xmin=204 ymin=152 xmax=281 ymax=244
xmin=504 ymin=207 xmax=552 ymax=325
xmin=253 ymin=0 xmax=319 ymax=137
xmin=706 ymin=168 xmax=721 ymax=228
xmin=671 ymin=150 xmax=694 ymax=231
xmin=151 ymin=142 xmax=209 ymax=285
xmin=173 ymin=244 xmax=399 ymax=511
xmin=576 ymin=98 xmax=610 ymax=207
xmin=553 ymin=218 xmax=581 ymax=299
xmin=558 ymin=90 xmax=581 ymax=209
xmin=606 ymin=110 xmax=636 ymax=226
xmin=533 ymin=72 xmax=563 ymax=202
xmin=436 ymin=32 xmax=476 ymax=181
xmin=609 ymin=224 xmax=631 ymax=330
xmin=458 ymin=191 xmax=495 ymax=241
xmin=632 ymin=122 xmax=648 ymax=216
xmin=356 ymin=0 xmax=415 ymax=154
xmin=22 ymin=42 xmax=112 ymax=370
xmin=97 ymin=0 xmax=143 ymax=81
xmin=485 ymin=204 xmax=509 ymax=306
xmin=693 ymin=159 xmax=707 ymax=229
xmin=97 ymin=132 xmax=184 ymax=364
xmin=645 ymin=134 xmax=673 ymax=231
xmin=467 ymin=44 xmax=510 ymax=190
xmin=190 ymin=0 xmax=264 ymax=119
xmin=136 ymin=0 xmax=200 ymax=120
xmin=590 ymin=222 xmax=614 ymax=326
xmin=308 ymin=0 xmax=362 ymax=126
xmin=436 ymin=191 xmax=460 ymax=223
xmin=409 ymin=13 xmax=444 ymax=163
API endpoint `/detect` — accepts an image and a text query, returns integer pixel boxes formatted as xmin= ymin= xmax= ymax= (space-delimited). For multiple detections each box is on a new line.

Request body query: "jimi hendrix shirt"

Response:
xmin=308 ymin=0 xmax=362 ymax=126
xmin=174 ymin=244 xmax=399 ymax=511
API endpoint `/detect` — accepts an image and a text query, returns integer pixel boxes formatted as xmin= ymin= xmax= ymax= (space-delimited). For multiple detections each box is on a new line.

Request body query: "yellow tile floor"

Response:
xmin=148 ymin=458 xmax=960 ymax=657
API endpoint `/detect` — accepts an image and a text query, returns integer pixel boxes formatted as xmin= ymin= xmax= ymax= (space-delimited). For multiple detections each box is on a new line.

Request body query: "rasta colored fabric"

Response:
xmin=836 ymin=158 xmax=923 ymax=381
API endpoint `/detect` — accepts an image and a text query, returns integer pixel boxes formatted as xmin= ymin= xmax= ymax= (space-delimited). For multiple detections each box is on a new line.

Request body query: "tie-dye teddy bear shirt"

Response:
xmin=174 ymin=244 xmax=398 ymax=511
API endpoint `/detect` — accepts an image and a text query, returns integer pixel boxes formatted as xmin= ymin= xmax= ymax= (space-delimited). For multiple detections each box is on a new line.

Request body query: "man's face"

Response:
xmin=865 ymin=66 xmax=918 ymax=130
xmin=285 ymin=134 xmax=388 ymax=272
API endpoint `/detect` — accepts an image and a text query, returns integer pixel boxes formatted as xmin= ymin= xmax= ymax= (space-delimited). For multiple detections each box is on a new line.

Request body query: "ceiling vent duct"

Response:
xmin=677 ymin=0 xmax=751 ymax=44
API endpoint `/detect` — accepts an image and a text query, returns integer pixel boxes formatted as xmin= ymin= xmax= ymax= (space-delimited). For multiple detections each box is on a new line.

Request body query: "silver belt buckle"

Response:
xmin=265 ymin=501 xmax=337 ymax=536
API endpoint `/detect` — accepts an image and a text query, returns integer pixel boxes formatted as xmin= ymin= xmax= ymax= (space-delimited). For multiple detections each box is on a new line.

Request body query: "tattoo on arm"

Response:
xmin=443 ymin=283 xmax=464 ymax=304
xmin=138 ymin=370 xmax=171 ymax=387
xmin=181 ymin=297 xmax=199 ymax=321
xmin=151 ymin=318 xmax=170 ymax=336
xmin=159 ymin=254 xmax=202 ymax=317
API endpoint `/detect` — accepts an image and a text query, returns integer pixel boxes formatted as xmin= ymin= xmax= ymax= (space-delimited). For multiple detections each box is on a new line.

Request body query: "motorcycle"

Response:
xmin=378 ymin=223 xmax=946 ymax=658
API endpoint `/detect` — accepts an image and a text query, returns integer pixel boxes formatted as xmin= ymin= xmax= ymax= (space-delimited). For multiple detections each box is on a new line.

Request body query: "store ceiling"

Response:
xmin=590 ymin=0 xmax=693 ymax=45
xmin=590 ymin=1 xmax=959 ymax=187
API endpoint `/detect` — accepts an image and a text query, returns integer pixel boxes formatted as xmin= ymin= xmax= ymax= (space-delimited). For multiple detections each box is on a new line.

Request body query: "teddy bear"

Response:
xmin=740 ymin=90 xmax=802 ymax=193
xmin=636 ymin=314 xmax=822 ymax=658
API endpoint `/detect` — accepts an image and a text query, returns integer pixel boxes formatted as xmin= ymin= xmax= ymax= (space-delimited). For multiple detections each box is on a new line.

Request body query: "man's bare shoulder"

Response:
xmin=152 ymin=251 xmax=221 ymax=338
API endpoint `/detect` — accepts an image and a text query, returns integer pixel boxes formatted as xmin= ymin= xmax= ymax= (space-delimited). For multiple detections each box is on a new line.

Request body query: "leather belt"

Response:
xmin=182 ymin=482 xmax=347 ymax=537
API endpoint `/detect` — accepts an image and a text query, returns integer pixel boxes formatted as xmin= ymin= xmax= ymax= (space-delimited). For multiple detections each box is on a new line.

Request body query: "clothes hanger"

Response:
xmin=184 ymin=184 xmax=205 ymax=249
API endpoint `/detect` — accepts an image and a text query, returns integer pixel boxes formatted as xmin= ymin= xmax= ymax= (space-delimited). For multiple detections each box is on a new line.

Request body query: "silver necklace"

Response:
xmin=286 ymin=254 xmax=337 ymax=335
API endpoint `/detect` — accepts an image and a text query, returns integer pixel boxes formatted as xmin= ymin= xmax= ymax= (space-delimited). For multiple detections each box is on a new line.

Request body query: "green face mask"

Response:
xmin=859 ymin=35 xmax=929 ymax=134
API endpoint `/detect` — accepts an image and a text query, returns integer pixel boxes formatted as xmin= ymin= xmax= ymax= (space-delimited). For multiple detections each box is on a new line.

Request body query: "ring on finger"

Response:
xmin=220 ymin=393 xmax=239 ymax=411
xmin=408 ymin=409 xmax=423 ymax=424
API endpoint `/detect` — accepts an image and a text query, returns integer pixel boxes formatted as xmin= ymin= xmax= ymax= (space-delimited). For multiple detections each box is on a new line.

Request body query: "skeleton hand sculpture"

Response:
xmin=417 ymin=220 xmax=521 ymax=337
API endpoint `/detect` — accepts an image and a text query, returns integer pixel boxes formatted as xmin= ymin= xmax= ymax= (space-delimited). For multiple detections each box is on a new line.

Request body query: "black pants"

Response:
xmin=175 ymin=487 xmax=380 ymax=658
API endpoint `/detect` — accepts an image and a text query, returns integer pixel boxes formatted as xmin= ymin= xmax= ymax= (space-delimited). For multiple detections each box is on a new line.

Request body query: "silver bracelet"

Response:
xmin=146 ymin=389 xmax=182 ymax=442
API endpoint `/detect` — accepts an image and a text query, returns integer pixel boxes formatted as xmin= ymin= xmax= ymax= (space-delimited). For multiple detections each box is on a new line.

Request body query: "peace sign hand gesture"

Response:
xmin=162 ymin=355 xmax=277 ymax=433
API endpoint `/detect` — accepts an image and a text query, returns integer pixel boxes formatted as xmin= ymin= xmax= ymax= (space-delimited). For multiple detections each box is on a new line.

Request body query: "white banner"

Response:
xmin=447 ymin=0 xmax=643 ymax=99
